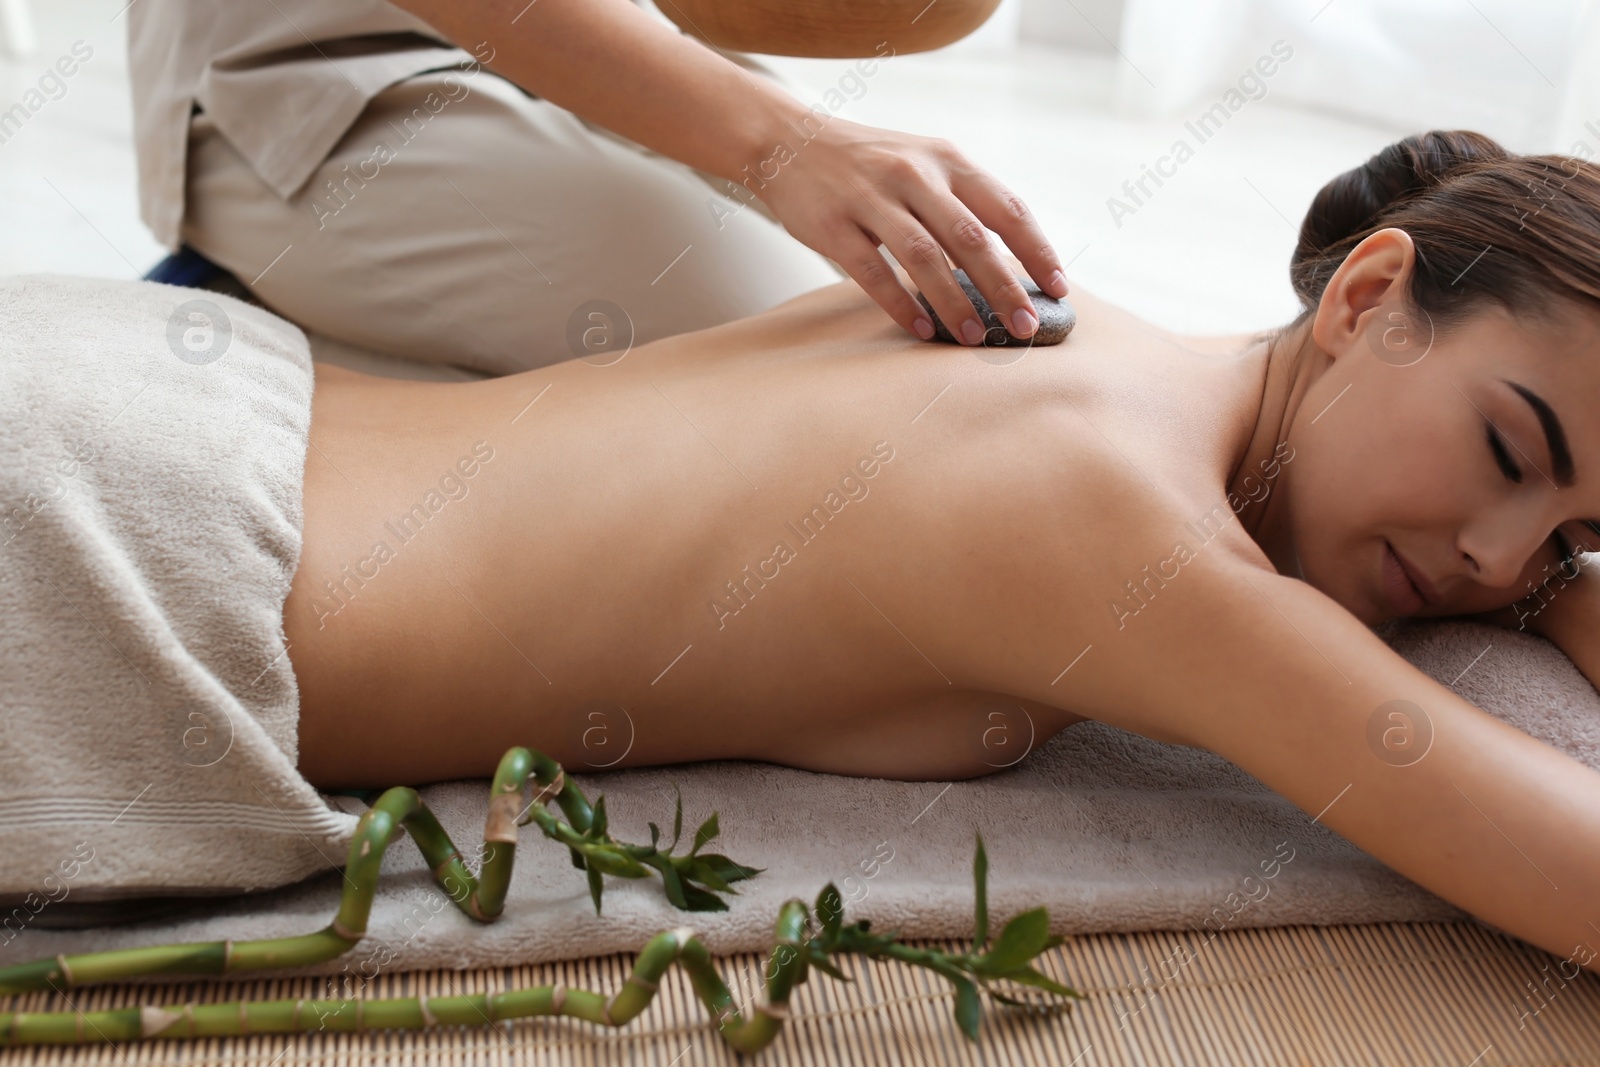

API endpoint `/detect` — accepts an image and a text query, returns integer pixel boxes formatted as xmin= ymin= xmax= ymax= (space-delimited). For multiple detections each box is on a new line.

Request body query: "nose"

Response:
xmin=1456 ymin=507 xmax=1561 ymax=592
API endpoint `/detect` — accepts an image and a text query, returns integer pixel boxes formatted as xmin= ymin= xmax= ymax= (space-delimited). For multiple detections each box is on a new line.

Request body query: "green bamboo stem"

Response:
xmin=0 ymin=747 xmax=1083 ymax=1051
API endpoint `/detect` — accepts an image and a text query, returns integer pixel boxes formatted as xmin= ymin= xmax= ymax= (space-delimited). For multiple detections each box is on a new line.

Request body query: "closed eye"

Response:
xmin=1486 ymin=423 xmax=1521 ymax=483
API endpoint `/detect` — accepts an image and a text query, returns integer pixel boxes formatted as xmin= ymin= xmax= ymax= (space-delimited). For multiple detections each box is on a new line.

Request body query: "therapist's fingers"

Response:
xmin=930 ymin=168 xmax=1067 ymax=343
xmin=866 ymin=204 xmax=993 ymax=346
xmin=831 ymin=227 xmax=939 ymax=340
xmin=751 ymin=115 xmax=1067 ymax=343
xmin=917 ymin=189 xmax=1044 ymax=340
xmin=948 ymin=157 xmax=1068 ymax=301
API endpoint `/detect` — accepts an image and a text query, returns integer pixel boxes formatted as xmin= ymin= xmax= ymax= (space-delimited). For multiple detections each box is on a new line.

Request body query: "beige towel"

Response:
xmin=0 ymin=273 xmax=360 ymax=912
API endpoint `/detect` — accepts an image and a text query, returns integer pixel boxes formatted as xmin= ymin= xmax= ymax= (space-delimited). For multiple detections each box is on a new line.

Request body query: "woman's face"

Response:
xmin=1281 ymin=233 xmax=1600 ymax=627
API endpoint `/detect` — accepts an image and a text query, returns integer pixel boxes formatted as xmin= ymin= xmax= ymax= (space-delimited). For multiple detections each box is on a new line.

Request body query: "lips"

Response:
xmin=1382 ymin=541 xmax=1431 ymax=615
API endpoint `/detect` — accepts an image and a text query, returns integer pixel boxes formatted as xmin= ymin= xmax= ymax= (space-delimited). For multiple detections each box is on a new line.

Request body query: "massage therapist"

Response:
xmin=128 ymin=0 xmax=1069 ymax=376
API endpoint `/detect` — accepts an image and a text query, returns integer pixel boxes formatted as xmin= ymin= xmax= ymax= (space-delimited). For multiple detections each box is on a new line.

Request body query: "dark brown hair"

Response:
xmin=1289 ymin=130 xmax=1600 ymax=332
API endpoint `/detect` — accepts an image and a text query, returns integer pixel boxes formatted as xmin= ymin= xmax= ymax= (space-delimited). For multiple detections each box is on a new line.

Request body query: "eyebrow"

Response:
xmin=1503 ymin=378 xmax=1575 ymax=488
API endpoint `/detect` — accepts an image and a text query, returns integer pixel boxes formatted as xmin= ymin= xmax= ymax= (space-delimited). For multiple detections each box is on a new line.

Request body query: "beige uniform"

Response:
xmin=128 ymin=0 xmax=843 ymax=376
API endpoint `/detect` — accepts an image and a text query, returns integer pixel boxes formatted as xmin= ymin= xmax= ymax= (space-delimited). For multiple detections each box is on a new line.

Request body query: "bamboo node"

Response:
xmin=139 ymin=1006 xmax=182 ymax=1038
xmin=430 ymin=850 xmax=462 ymax=879
xmin=183 ymin=1003 xmax=197 ymax=1037
xmin=626 ymin=972 xmax=660 ymax=992
xmin=330 ymin=918 xmax=364 ymax=942
xmin=549 ymin=983 xmax=566 ymax=1015
xmin=292 ymin=999 xmax=305 ymax=1031
xmin=485 ymin=791 xmax=524 ymax=844
xmin=238 ymin=999 xmax=250 ymax=1035
xmin=756 ymin=1001 xmax=792 ymax=1021
xmin=531 ymin=769 xmax=565 ymax=808
xmin=418 ymin=993 xmax=438 ymax=1028
xmin=222 ymin=939 xmax=234 ymax=970
xmin=53 ymin=954 xmax=72 ymax=986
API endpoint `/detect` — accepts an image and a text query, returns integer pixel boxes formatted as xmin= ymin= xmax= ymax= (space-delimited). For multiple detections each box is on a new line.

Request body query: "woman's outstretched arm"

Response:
xmin=1460 ymin=555 xmax=1600 ymax=695
xmin=959 ymin=541 xmax=1600 ymax=972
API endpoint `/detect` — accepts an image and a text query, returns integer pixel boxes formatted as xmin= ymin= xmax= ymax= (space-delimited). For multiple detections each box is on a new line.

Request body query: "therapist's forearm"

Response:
xmin=390 ymin=0 xmax=809 ymax=186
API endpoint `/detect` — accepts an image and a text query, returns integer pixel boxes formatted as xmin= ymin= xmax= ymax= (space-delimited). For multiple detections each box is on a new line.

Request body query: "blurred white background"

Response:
xmin=1 ymin=0 xmax=1594 ymax=334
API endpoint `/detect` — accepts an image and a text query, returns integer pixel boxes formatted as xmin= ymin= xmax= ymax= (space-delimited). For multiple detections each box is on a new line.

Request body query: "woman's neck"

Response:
xmin=1225 ymin=316 xmax=1328 ymax=579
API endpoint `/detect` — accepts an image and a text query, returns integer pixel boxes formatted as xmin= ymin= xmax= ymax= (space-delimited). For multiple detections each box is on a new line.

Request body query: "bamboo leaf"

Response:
xmin=805 ymin=947 xmax=851 ymax=982
xmin=585 ymin=848 xmax=650 ymax=878
xmin=696 ymin=853 xmax=762 ymax=883
xmin=973 ymin=831 xmax=989 ymax=951
xmin=648 ymin=820 xmax=661 ymax=850
xmin=989 ymin=989 xmax=1031 ymax=1008
xmin=1000 ymin=967 xmax=1084 ymax=999
xmin=977 ymin=908 xmax=1051 ymax=975
xmin=816 ymin=883 xmax=844 ymax=946
xmin=591 ymin=794 xmax=609 ymax=839
xmin=679 ymin=882 xmax=729 ymax=913
xmin=952 ymin=977 xmax=981 ymax=1041
xmin=690 ymin=811 xmax=719 ymax=856
xmin=649 ymin=853 xmax=689 ymax=909
xmin=682 ymin=857 xmax=733 ymax=893
xmin=586 ymin=864 xmax=604 ymax=916
xmin=669 ymin=782 xmax=684 ymax=852
xmin=569 ymin=845 xmax=587 ymax=870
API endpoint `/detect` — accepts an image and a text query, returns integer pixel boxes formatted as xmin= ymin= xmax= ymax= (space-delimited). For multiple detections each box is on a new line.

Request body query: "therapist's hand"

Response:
xmin=388 ymin=0 xmax=1065 ymax=344
xmin=754 ymin=115 xmax=1068 ymax=345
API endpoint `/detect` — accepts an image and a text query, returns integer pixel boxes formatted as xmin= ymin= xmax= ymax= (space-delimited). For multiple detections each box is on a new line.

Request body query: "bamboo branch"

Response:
xmin=0 ymin=747 xmax=1083 ymax=1049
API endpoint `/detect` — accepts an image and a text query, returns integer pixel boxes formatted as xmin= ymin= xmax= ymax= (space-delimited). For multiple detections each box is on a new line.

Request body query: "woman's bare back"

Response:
xmin=284 ymin=277 xmax=1270 ymax=789
xmin=283 ymin=273 xmax=1600 ymax=971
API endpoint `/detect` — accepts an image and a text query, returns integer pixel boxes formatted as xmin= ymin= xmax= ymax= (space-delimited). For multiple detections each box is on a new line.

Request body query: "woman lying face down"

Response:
xmin=284 ymin=129 xmax=1600 ymax=974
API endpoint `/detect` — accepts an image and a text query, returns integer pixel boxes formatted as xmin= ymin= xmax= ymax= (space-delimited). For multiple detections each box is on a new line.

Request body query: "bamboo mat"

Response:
xmin=3 ymin=919 xmax=1598 ymax=1065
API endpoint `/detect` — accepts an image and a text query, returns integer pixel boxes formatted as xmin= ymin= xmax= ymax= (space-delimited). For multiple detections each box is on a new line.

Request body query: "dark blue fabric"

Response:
xmin=142 ymin=244 xmax=226 ymax=290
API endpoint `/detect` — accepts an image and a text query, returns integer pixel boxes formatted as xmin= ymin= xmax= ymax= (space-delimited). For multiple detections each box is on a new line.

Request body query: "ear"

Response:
xmin=1309 ymin=227 xmax=1418 ymax=360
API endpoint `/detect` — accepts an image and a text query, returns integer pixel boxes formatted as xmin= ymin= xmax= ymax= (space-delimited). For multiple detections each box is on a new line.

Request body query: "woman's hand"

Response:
xmin=753 ymin=115 xmax=1068 ymax=345
xmin=1459 ymin=556 xmax=1600 ymax=693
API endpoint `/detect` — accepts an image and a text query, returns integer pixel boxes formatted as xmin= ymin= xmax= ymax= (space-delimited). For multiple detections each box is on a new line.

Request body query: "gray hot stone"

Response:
xmin=915 ymin=267 xmax=1075 ymax=347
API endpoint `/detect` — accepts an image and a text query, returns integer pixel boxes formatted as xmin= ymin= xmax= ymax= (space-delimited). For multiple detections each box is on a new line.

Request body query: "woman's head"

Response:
xmin=1273 ymin=130 xmax=1600 ymax=625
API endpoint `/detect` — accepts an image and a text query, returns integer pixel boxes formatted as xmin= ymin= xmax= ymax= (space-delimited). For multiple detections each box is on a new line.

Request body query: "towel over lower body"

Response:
xmin=0 ymin=274 xmax=359 ymax=909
